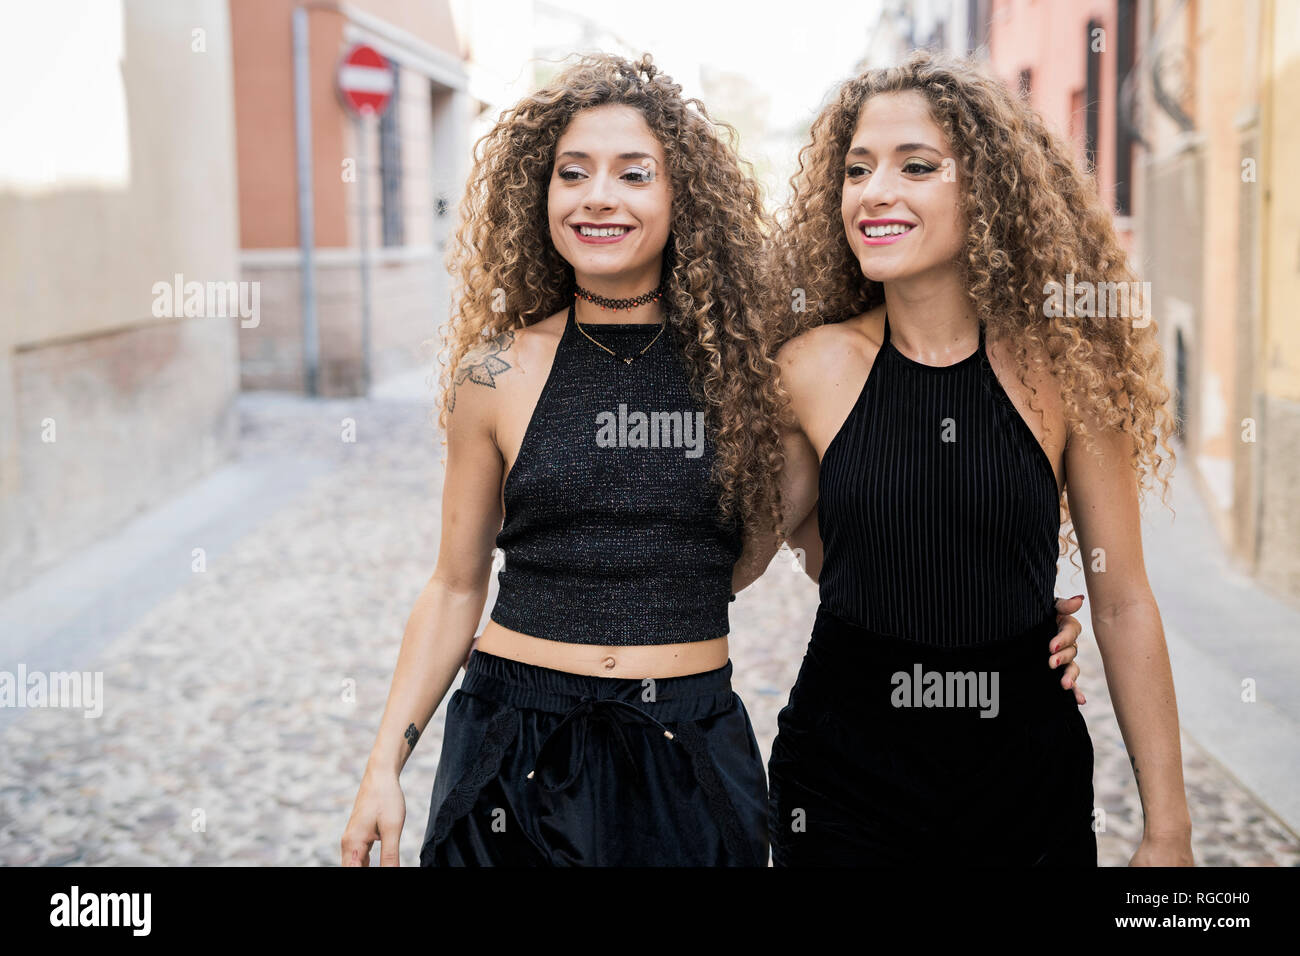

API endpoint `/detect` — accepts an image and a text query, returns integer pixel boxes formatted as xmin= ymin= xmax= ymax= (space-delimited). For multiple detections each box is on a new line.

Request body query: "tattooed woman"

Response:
xmin=339 ymin=52 xmax=1086 ymax=867
xmin=763 ymin=50 xmax=1193 ymax=866
xmin=336 ymin=52 xmax=783 ymax=866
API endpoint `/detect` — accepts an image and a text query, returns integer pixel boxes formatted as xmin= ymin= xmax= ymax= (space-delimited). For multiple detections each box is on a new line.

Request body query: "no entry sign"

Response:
xmin=337 ymin=44 xmax=394 ymax=117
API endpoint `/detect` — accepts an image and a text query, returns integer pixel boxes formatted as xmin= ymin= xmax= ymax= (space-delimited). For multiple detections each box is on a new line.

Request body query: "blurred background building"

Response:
xmin=0 ymin=0 xmax=473 ymax=592
xmin=231 ymin=0 xmax=471 ymax=397
xmin=1 ymin=0 xmax=244 ymax=594
xmin=978 ymin=0 xmax=1300 ymax=603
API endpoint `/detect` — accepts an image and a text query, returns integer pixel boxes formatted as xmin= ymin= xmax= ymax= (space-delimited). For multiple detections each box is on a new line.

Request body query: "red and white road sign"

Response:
xmin=337 ymin=44 xmax=394 ymax=117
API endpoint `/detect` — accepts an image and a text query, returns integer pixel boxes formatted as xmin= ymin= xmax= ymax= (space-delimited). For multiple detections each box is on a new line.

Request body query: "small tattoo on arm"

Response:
xmin=404 ymin=723 xmax=419 ymax=750
xmin=448 ymin=329 xmax=515 ymax=412
xmin=1129 ymin=754 xmax=1139 ymax=782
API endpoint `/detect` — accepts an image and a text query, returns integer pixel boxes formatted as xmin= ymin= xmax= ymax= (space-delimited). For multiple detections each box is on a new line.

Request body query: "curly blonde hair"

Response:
xmin=428 ymin=52 xmax=786 ymax=537
xmin=768 ymin=49 xmax=1176 ymax=563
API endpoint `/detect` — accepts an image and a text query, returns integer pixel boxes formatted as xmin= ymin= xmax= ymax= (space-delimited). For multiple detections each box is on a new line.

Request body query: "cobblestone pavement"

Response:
xmin=1 ymin=387 xmax=1296 ymax=866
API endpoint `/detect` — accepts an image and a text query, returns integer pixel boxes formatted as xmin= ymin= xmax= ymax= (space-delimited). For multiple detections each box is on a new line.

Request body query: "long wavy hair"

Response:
xmin=429 ymin=52 xmax=785 ymax=537
xmin=768 ymin=49 xmax=1176 ymax=564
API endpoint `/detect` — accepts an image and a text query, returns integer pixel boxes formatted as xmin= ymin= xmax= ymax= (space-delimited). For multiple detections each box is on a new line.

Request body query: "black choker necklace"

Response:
xmin=574 ymin=281 xmax=665 ymax=312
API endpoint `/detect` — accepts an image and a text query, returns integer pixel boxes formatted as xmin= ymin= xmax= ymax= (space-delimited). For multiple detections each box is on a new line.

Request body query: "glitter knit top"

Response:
xmin=489 ymin=300 xmax=744 ymax=645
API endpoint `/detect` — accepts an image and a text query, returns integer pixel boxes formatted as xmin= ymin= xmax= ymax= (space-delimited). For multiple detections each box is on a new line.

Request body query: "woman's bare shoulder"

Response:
xmin=985 ymin=331 xmax=1066 ymax=407
xmin=776 ymin=305 xmax=885 ymax=393
xmin=450 ymin=310 xmax=566 ymax=403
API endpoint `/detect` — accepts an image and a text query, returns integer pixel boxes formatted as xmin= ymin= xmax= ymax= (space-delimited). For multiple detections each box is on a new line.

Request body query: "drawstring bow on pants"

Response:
xmin=526 ymin=695 xmax=675 ymax=793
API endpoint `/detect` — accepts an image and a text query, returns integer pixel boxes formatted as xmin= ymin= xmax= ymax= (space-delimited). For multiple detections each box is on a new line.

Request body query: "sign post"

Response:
xmin=337 ymin=44 xmax=394 ymax=395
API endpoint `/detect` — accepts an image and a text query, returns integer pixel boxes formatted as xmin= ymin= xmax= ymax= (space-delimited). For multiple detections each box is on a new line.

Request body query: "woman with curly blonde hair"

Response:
xmin=338 ymin=51 xmax=791 ymax=867
xmin=763 ymin=49 xmax=1192 ymax=866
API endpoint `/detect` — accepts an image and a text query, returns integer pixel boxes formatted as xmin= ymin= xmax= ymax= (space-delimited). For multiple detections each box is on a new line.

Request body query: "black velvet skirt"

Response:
xmin=768 ymin=605 xmax=1097 ymax=866
xmin=418 ymin=650 xmax=769 ymax=866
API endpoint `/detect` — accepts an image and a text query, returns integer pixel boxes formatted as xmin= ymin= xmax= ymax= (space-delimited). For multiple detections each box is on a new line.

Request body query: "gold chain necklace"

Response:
xmin=572 ymin=301 xmax=665 ymax=365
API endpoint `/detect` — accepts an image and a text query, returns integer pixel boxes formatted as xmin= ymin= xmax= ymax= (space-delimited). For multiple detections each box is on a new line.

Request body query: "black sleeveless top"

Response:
xmin=490 ymin=300 xmax=744 ymax=645
xmin=817 ymin=311 xmax=1061 ymax=647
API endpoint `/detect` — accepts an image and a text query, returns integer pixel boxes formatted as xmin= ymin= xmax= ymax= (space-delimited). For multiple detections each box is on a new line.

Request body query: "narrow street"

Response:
xmin=1 ymin=373 xmax=1296 ymax=866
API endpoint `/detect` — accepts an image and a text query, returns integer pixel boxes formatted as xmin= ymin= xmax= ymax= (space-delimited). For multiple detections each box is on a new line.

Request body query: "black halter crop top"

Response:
xmin=489 ymin=300 xmax=744 ymax=646
xmin=816 ymin=311 xmax=1062 ymax=647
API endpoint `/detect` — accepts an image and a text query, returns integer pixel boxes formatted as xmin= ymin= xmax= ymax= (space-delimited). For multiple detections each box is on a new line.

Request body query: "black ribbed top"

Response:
xmin=816 ymin=311 xmax=1061 ymax=646
xmin=490 ymin=300 xmax=743 ymax=645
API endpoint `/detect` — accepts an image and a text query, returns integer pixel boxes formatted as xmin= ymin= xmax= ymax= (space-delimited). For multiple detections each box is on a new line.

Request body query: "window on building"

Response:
xmin=1084 ymin=18 xmax=1101 ymax=174
xmin=1069 ymin=88 xmax=1085 ymax=152
xmin=379 ymin=63 xmax=404 ymax=247
xmin=968 ymin=0 xmax=993 ymax=54
xmin=1175 ymin=328 xmax=1188 ymax=439
xmin=1115 ymin=0 xmax=1137 ymax=215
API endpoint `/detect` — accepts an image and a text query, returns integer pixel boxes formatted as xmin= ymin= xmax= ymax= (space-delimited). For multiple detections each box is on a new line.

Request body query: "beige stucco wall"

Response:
xmin=1255 ymin=0 xmax=1300 ymax=599
xmin=0 ymin=0 xmax=242 ymax=594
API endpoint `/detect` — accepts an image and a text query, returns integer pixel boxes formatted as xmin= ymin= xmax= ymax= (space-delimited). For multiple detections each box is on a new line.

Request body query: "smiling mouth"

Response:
xmin=573 ymin=224 xmax=634 ymax=238
xmin=860 ymin=223 xmax=916 ymax=239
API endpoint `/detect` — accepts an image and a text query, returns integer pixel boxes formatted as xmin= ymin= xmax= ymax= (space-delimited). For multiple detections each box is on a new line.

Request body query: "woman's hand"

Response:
xmin=1130 ymin=831 xmax=1194 ymax=866
xmin=1050 ymin=594 xmax=1087 ymax=705
xmin=341 ymin=769 xmax=406 ymax=866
